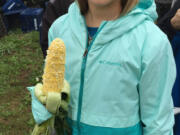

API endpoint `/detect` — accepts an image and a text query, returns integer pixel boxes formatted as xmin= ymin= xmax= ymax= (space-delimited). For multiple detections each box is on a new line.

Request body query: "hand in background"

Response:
xmin=171 ymin=9 xmax=180 ymax=30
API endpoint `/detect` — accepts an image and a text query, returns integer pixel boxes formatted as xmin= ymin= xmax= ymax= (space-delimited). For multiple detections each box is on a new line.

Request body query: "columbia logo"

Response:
xmin=99 ymin=60 xmax=121 ymax=66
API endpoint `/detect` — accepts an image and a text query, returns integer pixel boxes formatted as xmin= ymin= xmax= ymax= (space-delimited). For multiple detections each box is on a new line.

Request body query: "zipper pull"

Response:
xmin=83 ymin=49 xmax=88 ymax=57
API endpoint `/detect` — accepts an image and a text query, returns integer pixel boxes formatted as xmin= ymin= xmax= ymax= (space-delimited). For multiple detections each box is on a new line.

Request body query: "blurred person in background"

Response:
xmin=157 ymin=0 xmax=180 ymax=40
xmin=40 ymin=0 xmax=73 ymax=58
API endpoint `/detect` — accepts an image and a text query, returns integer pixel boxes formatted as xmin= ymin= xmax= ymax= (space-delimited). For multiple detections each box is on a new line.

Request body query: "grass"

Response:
xmin=0 ymin=29 xmax=44 ymax=135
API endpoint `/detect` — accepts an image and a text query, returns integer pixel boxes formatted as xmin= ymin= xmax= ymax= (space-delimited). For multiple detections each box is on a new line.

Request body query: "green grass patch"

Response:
xmin=0 ymin=29 xmax=44 ymax=134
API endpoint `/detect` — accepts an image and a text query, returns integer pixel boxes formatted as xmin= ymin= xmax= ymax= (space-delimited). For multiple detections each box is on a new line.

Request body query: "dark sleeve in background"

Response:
xmin=157 ymin=0 xmax=180 ymax=41
xmin=40 ymin=0 xmax=73 ymax=58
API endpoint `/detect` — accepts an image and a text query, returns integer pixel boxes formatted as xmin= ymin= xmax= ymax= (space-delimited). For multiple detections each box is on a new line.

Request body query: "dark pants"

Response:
xmin=171 ymin=32 xmax=180 ymax=135
xmin=0 ymin=14 xmax=7 ymax=37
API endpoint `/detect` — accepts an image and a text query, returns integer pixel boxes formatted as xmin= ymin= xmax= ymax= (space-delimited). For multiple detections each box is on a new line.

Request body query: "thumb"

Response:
xmin=34 ymin=83 xmax=47 ymax=104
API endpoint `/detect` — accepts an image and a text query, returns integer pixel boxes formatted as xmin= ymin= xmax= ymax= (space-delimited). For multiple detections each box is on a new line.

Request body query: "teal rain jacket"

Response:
xmin=48 ymin=0 xmax=176 ymax=135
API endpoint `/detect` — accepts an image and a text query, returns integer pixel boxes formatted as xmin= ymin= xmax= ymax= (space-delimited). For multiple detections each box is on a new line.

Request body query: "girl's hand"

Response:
xmin=171 ymin=9 xmax=180 ymax=30
xmin=34 ymin=80 xmax=70 ymax=114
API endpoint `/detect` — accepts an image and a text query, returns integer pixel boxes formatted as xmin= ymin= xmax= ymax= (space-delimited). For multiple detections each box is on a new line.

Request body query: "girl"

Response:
xmin=48 ymin=0 xmax=176 ymax=134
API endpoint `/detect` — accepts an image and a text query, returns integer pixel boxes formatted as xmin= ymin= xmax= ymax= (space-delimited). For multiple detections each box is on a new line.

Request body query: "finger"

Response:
xmin=34 ymin=83 xmax=43 ymax=98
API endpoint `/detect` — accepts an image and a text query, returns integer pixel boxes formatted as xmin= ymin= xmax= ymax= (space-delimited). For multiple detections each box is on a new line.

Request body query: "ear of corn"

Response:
xmin=42 ymin=38 xmax=66 ymax=96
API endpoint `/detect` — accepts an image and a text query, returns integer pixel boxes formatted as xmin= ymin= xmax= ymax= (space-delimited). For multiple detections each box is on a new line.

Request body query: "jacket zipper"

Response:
xmin=77 ymin=22 xmax=107 ymax=134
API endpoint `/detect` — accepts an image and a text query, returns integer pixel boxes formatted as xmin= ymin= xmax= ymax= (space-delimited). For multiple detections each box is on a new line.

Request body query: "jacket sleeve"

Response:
xmin=139 ymin=34 xmax=176 ymax=135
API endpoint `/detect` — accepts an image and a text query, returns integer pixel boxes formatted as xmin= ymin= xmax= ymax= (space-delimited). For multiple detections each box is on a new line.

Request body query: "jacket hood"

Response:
xmin=68 ymin=0 xmax=157 ymax=46
xmin=138 ymin=0 xmax=157 ymax=20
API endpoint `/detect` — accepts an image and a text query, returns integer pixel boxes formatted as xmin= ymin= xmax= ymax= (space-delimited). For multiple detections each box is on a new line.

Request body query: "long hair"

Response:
xmin=77 ymin=0 xmax=139 ymax=16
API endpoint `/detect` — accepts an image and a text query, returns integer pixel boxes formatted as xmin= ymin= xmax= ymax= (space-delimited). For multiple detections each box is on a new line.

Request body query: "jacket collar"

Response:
xmin=68 ymin=1 xmax=157 ymax=48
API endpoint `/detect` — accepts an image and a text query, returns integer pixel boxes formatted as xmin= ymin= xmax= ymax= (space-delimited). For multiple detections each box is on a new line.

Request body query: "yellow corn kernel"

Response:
xmin=42 ymin=38 xmax=66 ymax=95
